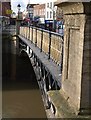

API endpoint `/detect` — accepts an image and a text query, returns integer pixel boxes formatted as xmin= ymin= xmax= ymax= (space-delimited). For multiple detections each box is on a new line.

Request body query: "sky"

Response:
xmin=11 ymin=0 xmax=46 ymax=13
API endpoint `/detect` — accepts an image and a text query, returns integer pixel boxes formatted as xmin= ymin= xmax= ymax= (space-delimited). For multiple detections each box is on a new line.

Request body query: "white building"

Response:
xmin=45 ymin=0 xmax=57 ymax=20
xmin=45 ymin=0 xmax=57 ymax=31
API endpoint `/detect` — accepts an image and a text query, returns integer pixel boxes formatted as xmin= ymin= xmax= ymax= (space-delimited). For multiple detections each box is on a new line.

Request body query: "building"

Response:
xmin=11 ymin=12 xmax=16 ymax=18
xmin=45 ymin=0 xmax=57 ymax=31
xmin=0 ymin=0 xmax=12 ymax=28
xmin=54 ymin=1 xmax=64 ymax=35
xmin=33 ymin=4 xmax=45 ymax=27
xmin=2 ymin=0 xmax=11 ymax=18
xmin=26 ymin=3 xmax=36 ymax=21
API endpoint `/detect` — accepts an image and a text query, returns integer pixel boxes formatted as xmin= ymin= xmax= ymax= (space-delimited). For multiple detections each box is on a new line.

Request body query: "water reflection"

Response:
xmin=2 ymin=34 xmax=47 ymax=118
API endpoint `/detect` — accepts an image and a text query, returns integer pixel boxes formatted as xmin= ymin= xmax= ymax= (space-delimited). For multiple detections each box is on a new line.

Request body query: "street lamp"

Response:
xmin=17 ymin=4 xmax=21 ymax=19
xmin=16 ymin=4 xmax=21 ymax=35
xmin=17 ymin=4 xmax=21 ymax=12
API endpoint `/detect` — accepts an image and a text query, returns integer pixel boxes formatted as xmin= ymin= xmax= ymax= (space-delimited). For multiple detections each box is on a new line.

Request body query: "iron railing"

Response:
xmin=20 ymin=26 xmax=64 ymax=72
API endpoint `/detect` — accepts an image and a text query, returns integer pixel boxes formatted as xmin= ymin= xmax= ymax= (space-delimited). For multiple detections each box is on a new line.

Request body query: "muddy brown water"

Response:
xmin=2 ymin=34 xmax=47 ymax=118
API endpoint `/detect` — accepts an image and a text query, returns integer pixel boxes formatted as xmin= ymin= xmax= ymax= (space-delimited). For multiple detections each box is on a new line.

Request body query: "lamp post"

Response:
xmin=17 ymin=4 xmax=21 ymax=19
xmin=16 ymin=4 xmax=21 ymax=35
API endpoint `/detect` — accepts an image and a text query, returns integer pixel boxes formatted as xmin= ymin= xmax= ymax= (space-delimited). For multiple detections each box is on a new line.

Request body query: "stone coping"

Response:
xmin=48 ymin=90 xmax=76 ymax=118
xmin=48 ymin=90 xmax=91 ymax=119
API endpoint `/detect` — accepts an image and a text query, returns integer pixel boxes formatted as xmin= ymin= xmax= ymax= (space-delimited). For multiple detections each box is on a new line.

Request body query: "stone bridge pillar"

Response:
xmin=59 ymin=2 xmax=91 ymax=115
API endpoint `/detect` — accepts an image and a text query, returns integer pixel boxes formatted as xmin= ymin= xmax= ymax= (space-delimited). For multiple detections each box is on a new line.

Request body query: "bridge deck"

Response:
xmin=18 ymin=35 xmax=61 ymax=87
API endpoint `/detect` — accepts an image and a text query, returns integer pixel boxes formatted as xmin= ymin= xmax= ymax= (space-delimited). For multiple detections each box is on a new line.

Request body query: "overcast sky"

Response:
xmin=11 ymin=0 xmax=46 ymax=13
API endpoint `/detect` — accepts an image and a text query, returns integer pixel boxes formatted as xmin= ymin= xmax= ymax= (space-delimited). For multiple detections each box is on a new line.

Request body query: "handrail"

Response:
xmin=19 ymin=26 xmax=64 ymax=70
xmin=21 ymin=25 xmax=64 ymax=40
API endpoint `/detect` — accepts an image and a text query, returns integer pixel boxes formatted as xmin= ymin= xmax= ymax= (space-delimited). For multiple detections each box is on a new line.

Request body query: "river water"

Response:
xmin=2 ymin=33 xmax=47 ymax=118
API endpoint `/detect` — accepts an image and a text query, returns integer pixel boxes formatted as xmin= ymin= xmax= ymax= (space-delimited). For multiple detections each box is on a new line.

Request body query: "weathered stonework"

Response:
xmin=60 ymin=2 xmax=91 ymax=115
xmin=80 ymin=15 xmax=91 ymax=114
xmin=62 ymin=14 xmax=85 ymax=114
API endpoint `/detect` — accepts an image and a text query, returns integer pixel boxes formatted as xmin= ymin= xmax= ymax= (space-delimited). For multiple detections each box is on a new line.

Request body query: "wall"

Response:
xmin=34 ymin=4 xmax=45 ymax=18
xmin=2 ymin=2 xmax=11 ymax=17
xmin=59 ymin=2 xmax=91 ymax=115
xmin=81 ymin=14 xmax=91 ymax=114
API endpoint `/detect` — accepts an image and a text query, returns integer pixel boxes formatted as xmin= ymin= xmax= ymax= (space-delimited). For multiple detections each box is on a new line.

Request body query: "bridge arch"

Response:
xmin=19 ymin=49 xmax=33 ymax=58
xmin=19 ymin=46 xmax=59 ymax=112
xmin=18 ymin=49 xmax=38 ymax=83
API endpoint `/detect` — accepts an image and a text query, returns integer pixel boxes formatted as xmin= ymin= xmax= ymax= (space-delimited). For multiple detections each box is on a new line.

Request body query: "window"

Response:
xmin=47 ymin=11 xmax=49 ymax=18
xmin=50 ymin=2 xmax=52 ymax=8
xmin=50 ymin=11 xmax=52 ymax=18
xmin=47 ymin=3 xmax=49 ymax=7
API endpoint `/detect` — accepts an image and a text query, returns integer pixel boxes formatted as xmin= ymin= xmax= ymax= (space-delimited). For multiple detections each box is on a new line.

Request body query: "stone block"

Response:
xmin=60 ymin=2 xmax=91 ymax=115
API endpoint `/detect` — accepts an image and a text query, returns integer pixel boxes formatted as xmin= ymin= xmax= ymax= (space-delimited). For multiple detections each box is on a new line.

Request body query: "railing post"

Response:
xmin=40 ymin=29 xmax=43 ymax=52
xmin=31 ymin=25 xmax=33 ymax=43
xmin=28 ymin=26 xmax=30 ymax=40
xmin=60 ymin=39 xmax=64 ymax=73
xmin=48 ymin=32 xmax=51 ymax=59
xmin=26 ymin=27 xmax=27 ymax=39
xmin=35 ymin=27 xmax=37 ymax=47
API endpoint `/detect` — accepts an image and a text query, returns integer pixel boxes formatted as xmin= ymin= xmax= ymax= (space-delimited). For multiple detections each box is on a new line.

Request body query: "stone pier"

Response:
xmin=48 ymin=1 xmax=91 ymax=118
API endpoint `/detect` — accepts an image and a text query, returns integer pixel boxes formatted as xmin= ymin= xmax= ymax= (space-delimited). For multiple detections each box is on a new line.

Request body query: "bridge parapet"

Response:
xmin=20 ymin=26 xmax=63 ymax=65
xmin=55 ymin=1 xmax=91 ymax=117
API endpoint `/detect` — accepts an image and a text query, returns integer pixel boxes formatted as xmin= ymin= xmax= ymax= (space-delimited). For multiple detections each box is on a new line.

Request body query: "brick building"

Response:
xmin=0 ymin=0 xmax=11 ymax=27
xmin=2 ymin=0 xmax=11 ymax=17
xmin=34 ymin=4 xmax=45 ymax=26
xmin=34 ymin=4 xmax=45 ymax=18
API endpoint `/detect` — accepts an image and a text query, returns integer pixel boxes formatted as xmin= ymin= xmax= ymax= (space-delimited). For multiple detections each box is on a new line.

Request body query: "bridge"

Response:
xmin=19 ymin=26 xmax=63 ymax=86
xmin=18 ymin=2 xmax=91 ymax=118
xmin=18 ymin=26 xmax=63 ymax=114
xmin=3 ymin=1 xmax=91 ymax=119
